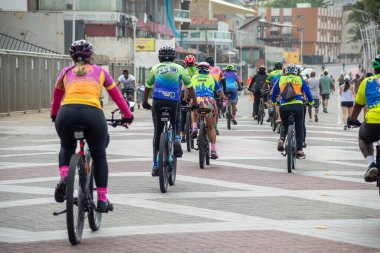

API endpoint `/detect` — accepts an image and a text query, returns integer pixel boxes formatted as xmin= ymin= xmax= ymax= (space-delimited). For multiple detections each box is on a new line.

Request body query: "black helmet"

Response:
xmin=274 ymin=61 xmax=282 ymax=70
xmin=158 ymin=46 xmax=176 ymax=62
xmin=69 ymin=39 xmax=93 ymax=63
xmin=205 ymin=56 xmax=214 ymax=66
xmin=258 ymin=65 xmax=266 ymax=72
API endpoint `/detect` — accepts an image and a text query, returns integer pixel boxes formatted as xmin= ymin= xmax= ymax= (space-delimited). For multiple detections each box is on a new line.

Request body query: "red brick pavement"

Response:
xmin=0 ymin=160 xmax=373 ymax=191
xmin=0 ymin=230 xmax=378 ymax=253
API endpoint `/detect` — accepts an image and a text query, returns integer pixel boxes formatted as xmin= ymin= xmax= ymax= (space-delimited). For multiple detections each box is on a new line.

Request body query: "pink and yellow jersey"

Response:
xmin=55 ymin=65 xmax=116 ymax=109
xmin=209 ymin=66 xmax=224 ymax=82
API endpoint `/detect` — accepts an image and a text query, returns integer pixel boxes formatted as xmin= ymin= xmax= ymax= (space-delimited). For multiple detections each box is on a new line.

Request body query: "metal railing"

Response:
xmin=0 ymin=50 xmax=71 ymax=115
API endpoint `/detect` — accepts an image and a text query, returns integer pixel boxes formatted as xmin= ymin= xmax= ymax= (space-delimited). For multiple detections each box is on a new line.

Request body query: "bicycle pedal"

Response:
xmin=281 ymin=152 xmax=287 ymax=157
xmin=53 ymin=209 xmax=67 ymax=216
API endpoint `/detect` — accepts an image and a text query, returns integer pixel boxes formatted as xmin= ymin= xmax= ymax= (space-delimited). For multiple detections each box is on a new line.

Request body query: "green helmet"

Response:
xmin=226 ymin=65 xmax=235 ymax=71
xmin=372 ymin=54 xmax=380 ymax=69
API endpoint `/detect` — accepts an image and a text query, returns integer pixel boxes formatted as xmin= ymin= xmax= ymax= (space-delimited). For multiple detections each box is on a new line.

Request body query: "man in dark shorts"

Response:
xmin=319 ymin=70 xmax=334 ymax=113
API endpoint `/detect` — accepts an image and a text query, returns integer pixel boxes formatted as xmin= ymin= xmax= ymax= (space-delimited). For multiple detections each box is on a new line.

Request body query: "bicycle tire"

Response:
xmin=227 ymin=104 xmax=231 ymax=130
xmin=88 ymin=159 xmax=102 ymax=231
xmin=168 ymin=156 xmax=177 ymax=186
xmin=199 ymin=120 xmax=205 ymax=169
xmin=260 ymin=109 xmax=264 ymax=125
xmin=292 ymin=130 xmax=296 ymax=170
xmin=158 ymin=132 xmax=169 ymax=193
xmin=257 ymin=101 xmax=262 ymax=124
xmin=287 ymin=125 xmax=294 ymax=173
xmin=205 ymin=128 xmax=210 ymax=166
xmin=66 ymin=154 xmax=85 ymax=245
xmin=185 ymin=111 xmax=192 ymax=152
xmin=272 ymin=110 xmax=277 ymax=132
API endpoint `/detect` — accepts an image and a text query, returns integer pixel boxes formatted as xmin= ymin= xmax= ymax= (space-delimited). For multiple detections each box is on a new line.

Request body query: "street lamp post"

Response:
xmin=72 ymin=0 xmax=76 ymax=42
xmin=131 ymin=17 xmax=138 ymax=78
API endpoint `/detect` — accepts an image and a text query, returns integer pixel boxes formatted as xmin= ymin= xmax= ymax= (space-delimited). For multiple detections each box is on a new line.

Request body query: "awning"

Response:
xmin=209 ymin=0 xmax=256 ymax=15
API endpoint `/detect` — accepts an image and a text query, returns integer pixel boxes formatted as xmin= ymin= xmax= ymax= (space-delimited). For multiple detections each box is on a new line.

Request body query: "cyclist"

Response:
xmin=264 ymin=61 xmax=283 ymax=123
xmin=117 ymin=69 xmax=136 ymax=102
xmin=190 ymin=62 xmax=227 ymax=159
xmin=180 ymin=55 xmax=198 ymax=142
xmin=249 ymin=66 xmax=268 ymax=119
xmin=221 ymin=64 xmax=243 ymax=125
xmin=348 ymin=55 xmax=380 ymax=182
xmin=51 ymin=39 xmax=133 ymax=212
xmin=205 ymin=56 xmax=224 ymax=135
xmin=271 ymin=63 xmax=314 ymax=158
xmin=142 ymin=46 xmax=198 ymax=176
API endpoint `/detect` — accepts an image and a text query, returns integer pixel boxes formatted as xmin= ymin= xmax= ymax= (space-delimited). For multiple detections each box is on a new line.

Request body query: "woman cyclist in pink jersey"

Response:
xmin=51 ymin=40 xmax=133 ymax=213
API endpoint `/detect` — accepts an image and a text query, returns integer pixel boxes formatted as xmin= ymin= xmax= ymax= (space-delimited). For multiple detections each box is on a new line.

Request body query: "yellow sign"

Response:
xmin=135 ymin=38 xmax=155 ymax=52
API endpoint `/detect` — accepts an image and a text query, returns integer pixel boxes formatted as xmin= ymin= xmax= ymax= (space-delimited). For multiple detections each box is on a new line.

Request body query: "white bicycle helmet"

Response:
xmin=284 ymin=64 xmax=298 ymax=75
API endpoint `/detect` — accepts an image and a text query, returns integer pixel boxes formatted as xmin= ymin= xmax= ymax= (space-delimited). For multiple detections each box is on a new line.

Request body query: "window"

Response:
xmin=283 ymin=16 xmax=292 ymax=22
xmin=271 ymin=16 xmax=280 ymax=22
xmin=297 ymin=15 xmax=304 ymax=20
xmin=297 ymin=27 xmax=304 ymax=33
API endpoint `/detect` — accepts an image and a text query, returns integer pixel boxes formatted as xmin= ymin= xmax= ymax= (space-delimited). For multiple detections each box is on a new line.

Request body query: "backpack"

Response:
xmin=280 ymin=77 xmax=297 ymax=102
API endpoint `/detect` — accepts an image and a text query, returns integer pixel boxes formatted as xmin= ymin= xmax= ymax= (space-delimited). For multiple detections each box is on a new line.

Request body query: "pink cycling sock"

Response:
xmin=59 ymin=165 xmax=69 ymax=178
xmin=192 ymin=122 xmax=197 ymax=130
xmin=97 ymin=187 xmax=108 ymax=202
xmin=211 ymin=144 xmax=217 ymax=151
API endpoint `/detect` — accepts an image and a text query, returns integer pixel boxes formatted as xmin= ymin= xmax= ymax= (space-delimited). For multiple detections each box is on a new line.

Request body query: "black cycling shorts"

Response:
xmin=359 ymin=122 xmax=380 ymax=143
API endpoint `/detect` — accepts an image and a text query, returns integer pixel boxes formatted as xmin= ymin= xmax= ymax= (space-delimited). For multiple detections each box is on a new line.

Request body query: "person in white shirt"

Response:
xmin=306 ymin=71 xmax=320 ymax=122
xmin=340 ymin=75 xmax=356 ymax=130
xmin=117 ymin=69 xmax=136 ymax=101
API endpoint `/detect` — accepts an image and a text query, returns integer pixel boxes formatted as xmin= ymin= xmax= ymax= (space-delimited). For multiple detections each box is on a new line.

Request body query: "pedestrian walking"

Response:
xmin=319 ymin=70 xmax=335 ymax=113
xmin=306 ymin=71 xmax=320 ymax=122
xmin=340 ymin=76 xmax=356 ymax=130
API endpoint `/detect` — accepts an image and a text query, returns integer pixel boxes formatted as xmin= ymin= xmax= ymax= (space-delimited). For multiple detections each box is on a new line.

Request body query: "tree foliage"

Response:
xmin=265 ymin=0 xmax=330 ymax=8
xmin=347 ymin=0 xmax=380 ymax=42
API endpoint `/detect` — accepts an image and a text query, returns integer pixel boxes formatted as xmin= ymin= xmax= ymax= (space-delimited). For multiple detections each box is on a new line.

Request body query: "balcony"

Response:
xmin=174 ymin=9 xmax=191 ymax=23
xmin=181 ymin=30 xmax=232 ymax=46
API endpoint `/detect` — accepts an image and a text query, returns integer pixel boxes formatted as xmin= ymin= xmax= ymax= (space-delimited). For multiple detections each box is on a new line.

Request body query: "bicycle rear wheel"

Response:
xmin=88 ymin=158 xmax=102 ymax=231
xmin=66 ymin=154 xmax=85 ymax=245
xmin=185 ymin=111 xmax=192 ymax=152
xmin=286 ymin=125 xmax=294 ymax=173
xmin=158 ymin=132 xmax=169 ymax=193
xmin=272 ymin=110 xmax=277 ymax=132
xmin=227 ymin=104 xmax=231 ymax=130
xmin=205 ymin=130 xmax=210 ymax=166
xmin=199 ymin=121 xmax=205 ymax=169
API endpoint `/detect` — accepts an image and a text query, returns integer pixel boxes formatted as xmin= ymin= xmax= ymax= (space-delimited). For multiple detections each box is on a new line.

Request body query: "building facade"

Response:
xmin=262 ymin=7 xmax=343 ymax=64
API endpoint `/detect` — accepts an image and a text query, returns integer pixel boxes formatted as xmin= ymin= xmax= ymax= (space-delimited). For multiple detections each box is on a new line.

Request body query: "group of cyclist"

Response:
xmin=50 ymin=39 xmax=380 ymax=215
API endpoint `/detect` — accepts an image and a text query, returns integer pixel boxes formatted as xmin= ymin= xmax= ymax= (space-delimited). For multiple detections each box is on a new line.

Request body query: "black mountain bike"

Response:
xmin=53 ymin=111 xmax=125 ymax=245
xmin=182 ymin=106 xmax=194 ymax=152
xmin=282 ymin=114 xmax=296 ymax=173
xmin=196 ymin=108 xmax=211 ymax=169
xmin=257 ymin=89 xmax=270 ymax=125
xmin=157 ymin=107 xmax=177 ymax=193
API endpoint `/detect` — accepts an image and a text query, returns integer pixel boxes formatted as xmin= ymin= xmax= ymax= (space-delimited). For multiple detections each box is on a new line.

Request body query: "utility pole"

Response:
xmin=72 ymin=0 xmax=76 ymax=42
xmin=205 ymin=29 xmax=209 ymax=56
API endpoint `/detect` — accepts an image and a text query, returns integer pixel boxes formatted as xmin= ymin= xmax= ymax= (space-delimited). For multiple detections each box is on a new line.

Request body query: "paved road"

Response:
xmin=1 ymin=66 xmax=379 ymax=252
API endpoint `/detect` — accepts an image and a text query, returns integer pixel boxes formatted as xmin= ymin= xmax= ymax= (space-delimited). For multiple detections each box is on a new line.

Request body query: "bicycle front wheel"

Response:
xmin=158 ymin=132 xmax=169 ymax=193
xmin=66 ymin=154 xmax=85 ymax=245
xmin=88 ymin=159 xmax=102 ymax=231
xmin=286 ymin=125 xmax=294 ymax=173
xmin=168 ymin=156 xmax=177 ymax=186
xmin=199 ymin=121 xmax=205 ymax=169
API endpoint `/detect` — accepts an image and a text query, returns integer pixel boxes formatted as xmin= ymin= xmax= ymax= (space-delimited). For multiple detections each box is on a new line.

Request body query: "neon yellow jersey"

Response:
xmin=356 ymin=73 xmax=380 ymax=124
